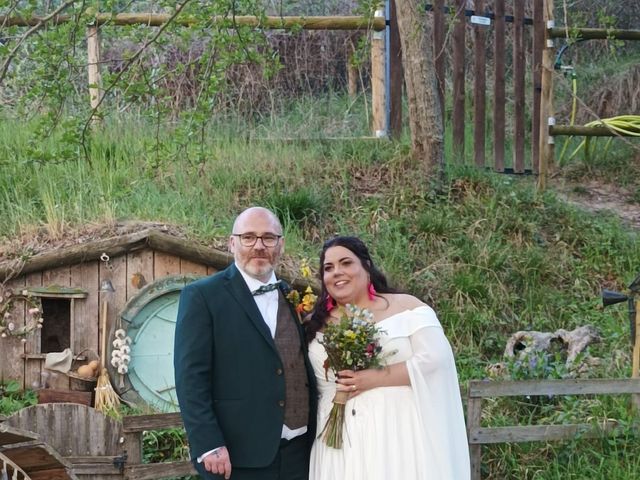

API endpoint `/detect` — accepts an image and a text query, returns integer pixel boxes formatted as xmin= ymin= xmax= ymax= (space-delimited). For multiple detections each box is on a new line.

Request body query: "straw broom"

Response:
xmin=95 ymin=299 xmax=121 ymax=417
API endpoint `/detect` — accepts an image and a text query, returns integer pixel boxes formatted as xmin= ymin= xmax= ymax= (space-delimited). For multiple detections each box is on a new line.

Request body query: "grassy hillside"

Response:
xmin=1 ymin=114 xmax=639 ymax=478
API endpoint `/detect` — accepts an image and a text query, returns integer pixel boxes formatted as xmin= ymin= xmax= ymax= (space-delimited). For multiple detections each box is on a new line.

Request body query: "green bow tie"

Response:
xmin=252 ymin=281 xmax=281 ymax=296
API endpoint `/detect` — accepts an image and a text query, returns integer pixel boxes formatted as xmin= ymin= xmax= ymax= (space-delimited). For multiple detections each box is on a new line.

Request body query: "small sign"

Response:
xmin=471 ymin=15 xmax=491 ymax=26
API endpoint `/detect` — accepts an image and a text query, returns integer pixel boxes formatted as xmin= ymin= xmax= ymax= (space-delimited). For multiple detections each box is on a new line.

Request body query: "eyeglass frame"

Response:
xmin=231 ymin=233 xmax=283 ymax=248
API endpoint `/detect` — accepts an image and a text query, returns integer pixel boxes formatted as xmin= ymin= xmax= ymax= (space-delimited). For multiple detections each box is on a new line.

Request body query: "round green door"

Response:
xmin=118 ymin=275 xmax=201 ymax=412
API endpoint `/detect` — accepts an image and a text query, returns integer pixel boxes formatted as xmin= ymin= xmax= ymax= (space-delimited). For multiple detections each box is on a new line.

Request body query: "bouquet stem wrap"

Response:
xmin=321 ymin=390 xmax=350 ymax=448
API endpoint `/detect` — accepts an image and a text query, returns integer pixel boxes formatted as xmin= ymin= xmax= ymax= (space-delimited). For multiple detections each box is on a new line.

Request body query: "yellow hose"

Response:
xmin=567 ymin=115 xmax=640 ymax=162
xmin=558 ymin=73 xmax=578 ymax=164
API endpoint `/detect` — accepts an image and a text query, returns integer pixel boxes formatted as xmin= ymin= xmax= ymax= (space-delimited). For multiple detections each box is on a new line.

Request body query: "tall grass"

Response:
xmin=1 ymin=103 xmax=639 ymax=478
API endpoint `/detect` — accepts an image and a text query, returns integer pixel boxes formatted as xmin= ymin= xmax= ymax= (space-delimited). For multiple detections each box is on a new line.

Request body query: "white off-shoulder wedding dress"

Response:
xmin=308 ymin=306 xmax=470 ymax=480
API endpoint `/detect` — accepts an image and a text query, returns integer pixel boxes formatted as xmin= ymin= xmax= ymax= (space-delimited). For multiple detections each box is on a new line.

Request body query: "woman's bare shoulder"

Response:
xmin=383 ymin=293 xmax=426 ymax=311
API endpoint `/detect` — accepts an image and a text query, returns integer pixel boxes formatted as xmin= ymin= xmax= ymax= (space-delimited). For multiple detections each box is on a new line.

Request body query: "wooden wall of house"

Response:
xmin=0 ymin=248 xmax=218 ymax=390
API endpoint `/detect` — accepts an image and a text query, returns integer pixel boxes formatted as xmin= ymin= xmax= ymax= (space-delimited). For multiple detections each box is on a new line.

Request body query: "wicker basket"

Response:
xmin=67 ymin=348 xmax=99 ymax=392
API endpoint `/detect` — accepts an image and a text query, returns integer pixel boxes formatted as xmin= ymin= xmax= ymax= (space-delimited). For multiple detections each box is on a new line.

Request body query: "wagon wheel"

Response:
xmin=0 ymin=425 xmax=78 ymax=480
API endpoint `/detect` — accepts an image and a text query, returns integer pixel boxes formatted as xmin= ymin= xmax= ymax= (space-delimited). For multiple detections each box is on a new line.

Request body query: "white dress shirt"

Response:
xmin=236 ymin=266 xmax=280 ymax=338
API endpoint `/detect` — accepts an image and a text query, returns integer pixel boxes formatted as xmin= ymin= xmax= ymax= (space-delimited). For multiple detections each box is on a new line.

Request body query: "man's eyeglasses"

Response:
xmin=232 ymin=233 xmax=282 ymax=248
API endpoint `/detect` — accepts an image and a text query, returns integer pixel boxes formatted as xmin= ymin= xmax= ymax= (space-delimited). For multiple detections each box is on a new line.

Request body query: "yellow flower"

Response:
xmin=301 ymin=260 xmax=312 ymax=279
xmin=300 ymin=291 xmax=317 ymax=313
xmin=343 ymin=330 xmax=356 ymax=339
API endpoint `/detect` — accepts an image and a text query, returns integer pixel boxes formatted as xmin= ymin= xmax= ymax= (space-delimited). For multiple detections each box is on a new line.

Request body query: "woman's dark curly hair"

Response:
xmin=305 ymin=236 xmax=395 ymax=343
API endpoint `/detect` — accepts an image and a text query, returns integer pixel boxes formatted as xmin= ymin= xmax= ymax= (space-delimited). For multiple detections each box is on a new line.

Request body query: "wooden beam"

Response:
xmin=66 ymin=456 xmax=122 ymax=475
xmin=0 ymin=230 xmax=234 ymax=281
xmin=387 ymin=0 xmax=403 ymax=139
xmin=0 ymin=230 xmax=151 ymax=280
xmin=452 ymin=0 xmax=466 ymax=160
xmin=537 ymin=0 xmax=554 ymax=191
xmin=493 ymin=0 xmax=506 ymax=171
xmin=125 ymin=460 xmax=196 ymax=480
xmin=469 ymin=422 xmax=618 ymax=444
xmin=531 ymin=0 xmax=544 ymax=173
xmin=472 ymin=0 xmax=486 ymax=169
xmin=550 ymin=125 xmax=640 ymax=136
xmin=513 ymin=0 xmax=526 ymax=173
xmin=371 ymin=8 xmax=386 ymax=137
xmin=633 ymin=300 xmax=640 ymax=411
xmin=467 ymin=395 xmax=483 ymax=480
xmin=549 ymin=27 xmax=640 ymax=41
xmin=122 ymin=412 xmax=184 ymax=432
xmin=0 ymin=14 xmax=386 ymax=30
xmin=469 ymin=378 xmax=640 ymax=398
xmin=86 ymin=24 xmax=102 ymax=111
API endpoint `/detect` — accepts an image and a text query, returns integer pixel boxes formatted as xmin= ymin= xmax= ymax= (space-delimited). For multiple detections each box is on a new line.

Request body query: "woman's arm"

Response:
xmin=336 ymin=362 xmax=410 ymax=396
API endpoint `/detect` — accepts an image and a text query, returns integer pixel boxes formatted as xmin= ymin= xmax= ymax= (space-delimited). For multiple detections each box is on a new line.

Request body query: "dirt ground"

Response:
xmin=552 ymin=179 xmax=640 ymax=230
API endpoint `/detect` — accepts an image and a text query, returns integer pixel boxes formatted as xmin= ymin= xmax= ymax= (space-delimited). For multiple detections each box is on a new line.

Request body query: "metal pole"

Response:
xmin=385 ymin=0 xmax=391 ymax=137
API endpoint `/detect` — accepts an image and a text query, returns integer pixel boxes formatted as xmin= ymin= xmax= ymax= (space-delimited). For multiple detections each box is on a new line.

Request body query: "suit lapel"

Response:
xmin=224 ymin=264 xmax=277 ymax=351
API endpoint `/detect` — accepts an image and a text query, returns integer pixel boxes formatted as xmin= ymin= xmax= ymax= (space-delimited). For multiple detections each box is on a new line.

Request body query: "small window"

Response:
xmin=40 ymin=298 xmax=71 ymax=353
xmin=27 ymin=287 xmax=88 ymax=354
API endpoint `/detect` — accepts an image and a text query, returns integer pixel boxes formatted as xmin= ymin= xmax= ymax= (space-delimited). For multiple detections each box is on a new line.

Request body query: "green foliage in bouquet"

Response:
xmin=318 ymin=304 xmax=386 ymax=449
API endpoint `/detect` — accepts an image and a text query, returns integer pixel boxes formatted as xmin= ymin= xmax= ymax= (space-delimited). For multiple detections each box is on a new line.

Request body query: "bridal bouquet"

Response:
xmin=319 ymin=304 xmax=386 ymax=449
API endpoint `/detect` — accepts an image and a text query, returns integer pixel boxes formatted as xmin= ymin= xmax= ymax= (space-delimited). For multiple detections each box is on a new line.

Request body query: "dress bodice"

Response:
xmin=308 ymin=307 xmax=436 ymax=395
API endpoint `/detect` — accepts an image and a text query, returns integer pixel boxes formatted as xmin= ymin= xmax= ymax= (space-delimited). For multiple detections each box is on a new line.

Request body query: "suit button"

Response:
xmin=279 ymin=400 xmax=285 ymax=407
xmin=276 ymin=368 xmax=283 ymax=375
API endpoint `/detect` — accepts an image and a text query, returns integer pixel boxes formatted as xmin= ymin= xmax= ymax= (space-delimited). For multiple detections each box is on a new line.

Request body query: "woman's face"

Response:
xmin=322 ymin=245 xmax=369 ymax=305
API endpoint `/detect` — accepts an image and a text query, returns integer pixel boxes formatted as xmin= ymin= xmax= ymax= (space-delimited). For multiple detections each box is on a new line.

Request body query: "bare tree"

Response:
xmin=394 ymin=0 xmax=444 ymax=180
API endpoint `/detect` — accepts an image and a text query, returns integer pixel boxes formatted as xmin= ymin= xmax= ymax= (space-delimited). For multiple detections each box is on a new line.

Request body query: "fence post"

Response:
xmin=473 ymin=0 xmax=487 ymax=168
xmin=633 ymin=300 xmax=640 ymax=410
xmin=371 ymin=7 xmax=386 ymax=137
xmin=387 ymin=0 xmax=403 ymax=139
xmin=123 ymin=431 xmax=143 ymax=468
xmin=467 ymin=388 xmax=482 ymax=480
xmin=493 ymin=0 xmax=505 ymax=172
xmin=513 ymin=0 xmax=526 ymax=173
xmin=452 ymin=0 xmax=466 ymax=160
xmin=532 ymin=0 xmax=544 ymax=173
xmin=87 ymin=19 xmax=102 ymax=115
xmin=537 ymin=0 xmax=555 ymax=191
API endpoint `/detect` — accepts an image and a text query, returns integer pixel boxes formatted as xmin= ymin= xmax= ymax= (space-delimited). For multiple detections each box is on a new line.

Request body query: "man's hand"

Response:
xmin=203 ymin=446 xmax=232 ymax=479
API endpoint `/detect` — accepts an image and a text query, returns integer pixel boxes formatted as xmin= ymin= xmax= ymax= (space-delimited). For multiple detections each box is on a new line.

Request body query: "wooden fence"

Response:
xmin=4 ymin=1 xmax=639 ymax=183
xmin=467 ymin=378 xmax=640 ymax=480
xmin=2 ymin=378 xmax=639 ymax=479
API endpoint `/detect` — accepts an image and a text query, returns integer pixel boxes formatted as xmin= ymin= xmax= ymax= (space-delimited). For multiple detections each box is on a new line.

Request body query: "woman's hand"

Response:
xmin=336 ymin=363 xmax=410 ymax=398
xmin=336 ymin=369 xmax=378 ymax=397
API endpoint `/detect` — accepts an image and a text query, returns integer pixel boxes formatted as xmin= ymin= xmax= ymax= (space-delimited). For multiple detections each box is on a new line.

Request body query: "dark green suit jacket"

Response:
xmin=174 ymin=264 xmax=317 ymax=468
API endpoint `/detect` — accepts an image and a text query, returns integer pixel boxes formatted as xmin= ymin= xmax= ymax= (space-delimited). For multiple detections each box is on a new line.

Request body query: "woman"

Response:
xmin=307 ymin=236 xmax=470 ymax=480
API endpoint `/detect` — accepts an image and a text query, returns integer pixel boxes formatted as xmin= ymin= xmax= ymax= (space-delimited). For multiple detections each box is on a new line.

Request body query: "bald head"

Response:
xmin=229 ymin=207 xmax=284 ymax=282
xmin=232 ymin=207 xmax=283 ymax=235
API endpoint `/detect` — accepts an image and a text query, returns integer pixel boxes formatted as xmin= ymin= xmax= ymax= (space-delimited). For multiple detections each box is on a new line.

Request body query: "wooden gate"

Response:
xmin=425 ymin=1 xmax=543 ymax=172
xmin=5 ymin=404 xmax=124 ymax=480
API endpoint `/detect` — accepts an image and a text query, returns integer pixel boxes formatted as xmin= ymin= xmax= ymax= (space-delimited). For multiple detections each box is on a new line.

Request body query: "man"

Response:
xmin=174 ymin=207 xmax=316 ymax=480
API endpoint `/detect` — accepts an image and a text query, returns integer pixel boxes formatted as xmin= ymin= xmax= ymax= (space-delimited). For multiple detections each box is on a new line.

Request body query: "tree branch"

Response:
xmin=80 ymin=0 xmax=194 ymax=160
xmin=0 ymin=0 xmax=78 ymax=85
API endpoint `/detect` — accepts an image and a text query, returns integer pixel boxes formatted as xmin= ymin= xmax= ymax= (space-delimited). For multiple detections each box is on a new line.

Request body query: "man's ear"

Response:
xmin=228 ymin=235 xmax=236 ymax=253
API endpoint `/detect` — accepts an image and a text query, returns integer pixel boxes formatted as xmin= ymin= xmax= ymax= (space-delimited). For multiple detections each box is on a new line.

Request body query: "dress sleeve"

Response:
xmin=405 ymin=311 xmax=471 ymax=479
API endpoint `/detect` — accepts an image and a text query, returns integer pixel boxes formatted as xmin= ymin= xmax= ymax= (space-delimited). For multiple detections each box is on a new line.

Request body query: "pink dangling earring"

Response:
xmin=368 ymin=282 xmax=376 ymax=301
xmin=326 ymin=295 xmax=335 ymax=312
